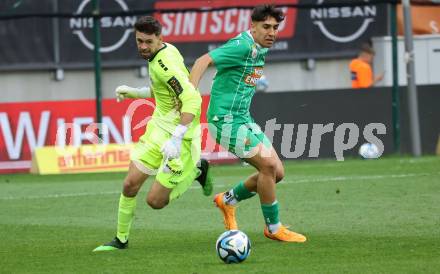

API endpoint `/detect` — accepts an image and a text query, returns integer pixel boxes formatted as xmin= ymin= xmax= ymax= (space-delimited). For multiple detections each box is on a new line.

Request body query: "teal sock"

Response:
xmin=232 ymin=181 xmax=256 ymax=201
xmin=261 ymin=201 xmax=280 ymax=227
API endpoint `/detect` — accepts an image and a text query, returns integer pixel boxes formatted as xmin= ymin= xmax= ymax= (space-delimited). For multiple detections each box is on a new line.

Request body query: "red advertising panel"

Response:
xmin=154 ymin=0 xmax=297 ymax=42
xmin=0 ymin=96 xmax=230 ymax=174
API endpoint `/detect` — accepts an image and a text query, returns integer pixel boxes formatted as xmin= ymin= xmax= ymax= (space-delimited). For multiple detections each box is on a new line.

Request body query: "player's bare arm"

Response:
xmin=179 ymin=112 xmax=195 ymax=126
xmin=189 ymin=53 xmax=213 ymax=88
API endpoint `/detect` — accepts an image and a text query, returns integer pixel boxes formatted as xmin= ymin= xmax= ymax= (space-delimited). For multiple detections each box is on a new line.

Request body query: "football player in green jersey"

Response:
xmin=190 ymin=4 xmax=306 ymax=243
xmin=94 ymin=16 xmax=212 ymax=252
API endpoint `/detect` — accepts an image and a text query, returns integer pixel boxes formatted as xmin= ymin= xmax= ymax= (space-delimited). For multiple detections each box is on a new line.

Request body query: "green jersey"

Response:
xmin=148 ymin=42 xmax=201 ymax=139
xmin=208 ymin=31 xmax=268 ymax=123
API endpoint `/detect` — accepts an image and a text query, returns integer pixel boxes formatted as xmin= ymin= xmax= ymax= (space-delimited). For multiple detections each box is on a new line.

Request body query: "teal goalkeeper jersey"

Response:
xmin=208 ymin=31 xmax=268 ymax=123
xmin=148 ymin=42 xmax=201 ymax=139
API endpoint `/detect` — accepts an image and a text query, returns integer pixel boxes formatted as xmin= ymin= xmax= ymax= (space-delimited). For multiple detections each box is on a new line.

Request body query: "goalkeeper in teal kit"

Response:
xmin=190 ymin=5 xmax=306 ymax=242
xmin=94 ymin=16 xmax=212 ymax=251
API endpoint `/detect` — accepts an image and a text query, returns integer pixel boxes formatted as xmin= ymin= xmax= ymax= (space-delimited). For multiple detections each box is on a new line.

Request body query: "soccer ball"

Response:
xmin=216 ymin=230 xmax=251 ymax=264
xmin=358 ymin=143 xmax=380 ymax=159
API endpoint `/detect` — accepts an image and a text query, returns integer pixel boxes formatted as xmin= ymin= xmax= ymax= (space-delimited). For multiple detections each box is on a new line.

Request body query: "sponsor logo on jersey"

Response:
xmin=167 ymin=76 xmax=183 ymax=95
xmin=244 ymin=67 xmax=264 ymax=86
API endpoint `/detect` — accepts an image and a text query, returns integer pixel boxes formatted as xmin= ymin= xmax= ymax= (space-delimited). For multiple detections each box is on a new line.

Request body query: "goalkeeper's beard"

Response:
xmin=139 ymin=50 xmax=152 ymax=60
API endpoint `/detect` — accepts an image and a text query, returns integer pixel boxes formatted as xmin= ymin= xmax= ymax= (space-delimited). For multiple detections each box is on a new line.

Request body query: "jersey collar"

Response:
xmin=245 ymin=30 xmax=262 ymax=49
xmin=148 ymin=43 xmax=167 ymax=62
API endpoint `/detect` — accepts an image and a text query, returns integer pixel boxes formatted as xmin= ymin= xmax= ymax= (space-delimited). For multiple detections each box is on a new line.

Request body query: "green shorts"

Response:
xmin=208 ymin=116 xmax=271 ymax=158
xmin=131 ymin=120 xmax=201 ymax=200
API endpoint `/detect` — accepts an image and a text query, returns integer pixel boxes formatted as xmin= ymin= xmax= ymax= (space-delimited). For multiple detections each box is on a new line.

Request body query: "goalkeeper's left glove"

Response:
xmin=115 ymin=85 xmax=151 ymax=102
xmin=161 ymin=124 xmax=188 ymax=159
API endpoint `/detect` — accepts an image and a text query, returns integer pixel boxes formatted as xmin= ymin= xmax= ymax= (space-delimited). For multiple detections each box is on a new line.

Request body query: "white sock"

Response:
xmin=223 ymin=190 xmax=238 ymax=206
xmin=268 ymin=222 xmax=281 ymax=234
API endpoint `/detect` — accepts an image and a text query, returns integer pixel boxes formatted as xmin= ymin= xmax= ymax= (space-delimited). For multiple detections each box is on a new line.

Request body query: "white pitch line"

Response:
xmin=0 ymin=172 xmax=437 ymax=201
xmin=211 ymin=171 xmax=439 ymax=185
xmin=0 ymin=191 xmax=120 ymax=201
xmin=282 ymin=172 xmax=439 ymax=184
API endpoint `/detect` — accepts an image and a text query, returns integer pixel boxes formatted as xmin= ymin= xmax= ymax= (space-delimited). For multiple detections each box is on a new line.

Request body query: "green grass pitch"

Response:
xmin=1 ymin=156 xmax=439 ymax=273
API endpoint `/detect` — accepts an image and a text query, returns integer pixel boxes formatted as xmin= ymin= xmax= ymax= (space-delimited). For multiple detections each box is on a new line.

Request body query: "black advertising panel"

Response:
xmin=397 ymin=85 xmax=440 ymax=155
xmin=0 ymin=0 xmax=390 ymax=69
xmin=250 ymin=85 xmax=440 ymax=159
xmin=158 ymin=0 xmax=389 ymax=62
xmin=251 ymin=88 xmax=394 ymax=159
xmin=48 ymin=0 xmax=302 ymax=67
xmin=291 ymin=0 xmax=390 ymax=59
xmin=0 ymin=1 xmax=54 ymax=68
xmin=57 ymin=0 xmax=153 ymax=67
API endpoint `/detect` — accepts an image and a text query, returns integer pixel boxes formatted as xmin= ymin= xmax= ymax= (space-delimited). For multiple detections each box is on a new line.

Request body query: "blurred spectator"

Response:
xmin=349 ymin=43 xmax=384 ymax=89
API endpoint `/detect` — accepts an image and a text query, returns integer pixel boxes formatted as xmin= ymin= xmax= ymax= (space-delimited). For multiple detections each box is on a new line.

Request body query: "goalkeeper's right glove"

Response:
xmin=115 ymin=85 xmax=151 ymax=102
xmin=161 ymin=124 xmax=188 ymax=159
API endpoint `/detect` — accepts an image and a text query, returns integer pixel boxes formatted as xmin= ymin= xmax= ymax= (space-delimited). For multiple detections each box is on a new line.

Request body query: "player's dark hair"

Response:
xmin=134 ymin=16 xmax=162 ymax=35
xmin=251 ymin=4 xmax=285 ymax=23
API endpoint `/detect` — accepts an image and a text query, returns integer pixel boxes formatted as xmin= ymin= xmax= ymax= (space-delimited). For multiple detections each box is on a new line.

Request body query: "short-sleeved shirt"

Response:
xmin=350 ymin=58 xmax=373 ymax=88
xmin=148 ymin=42 xmax=201 ymax=139
xmin=208 ymin=31 xmax=268 ymax=123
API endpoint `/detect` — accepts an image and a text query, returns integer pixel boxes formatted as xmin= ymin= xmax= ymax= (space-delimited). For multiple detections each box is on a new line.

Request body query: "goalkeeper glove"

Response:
xmin=115 ymin=85 xmax=151 ymax=102
xmin=161 ymin=124 xmax=188 ymax=159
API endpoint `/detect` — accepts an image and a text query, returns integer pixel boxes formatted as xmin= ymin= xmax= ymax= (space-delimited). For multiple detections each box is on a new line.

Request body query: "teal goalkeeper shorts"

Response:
xmin=208 ymin=115 xmax=272 ymax=158
xmin=131 ymin=120 xmax=201 ymax=200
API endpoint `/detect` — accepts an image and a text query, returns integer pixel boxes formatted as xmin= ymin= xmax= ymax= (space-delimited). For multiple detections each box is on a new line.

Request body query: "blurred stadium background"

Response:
xmin=0 ymin=0 xmax=439 ymax=273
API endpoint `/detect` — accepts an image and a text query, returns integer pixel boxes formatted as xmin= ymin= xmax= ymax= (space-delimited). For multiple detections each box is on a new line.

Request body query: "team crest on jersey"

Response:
xmin=251 ymin=45 xmax=258 ymax=59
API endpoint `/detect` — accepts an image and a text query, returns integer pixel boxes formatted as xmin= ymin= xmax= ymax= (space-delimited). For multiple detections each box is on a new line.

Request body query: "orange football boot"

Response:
xmin=264 ymin=225 xmax=307 ymax=243
xmin=213 ymin=192 xmax=238 ymax=230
